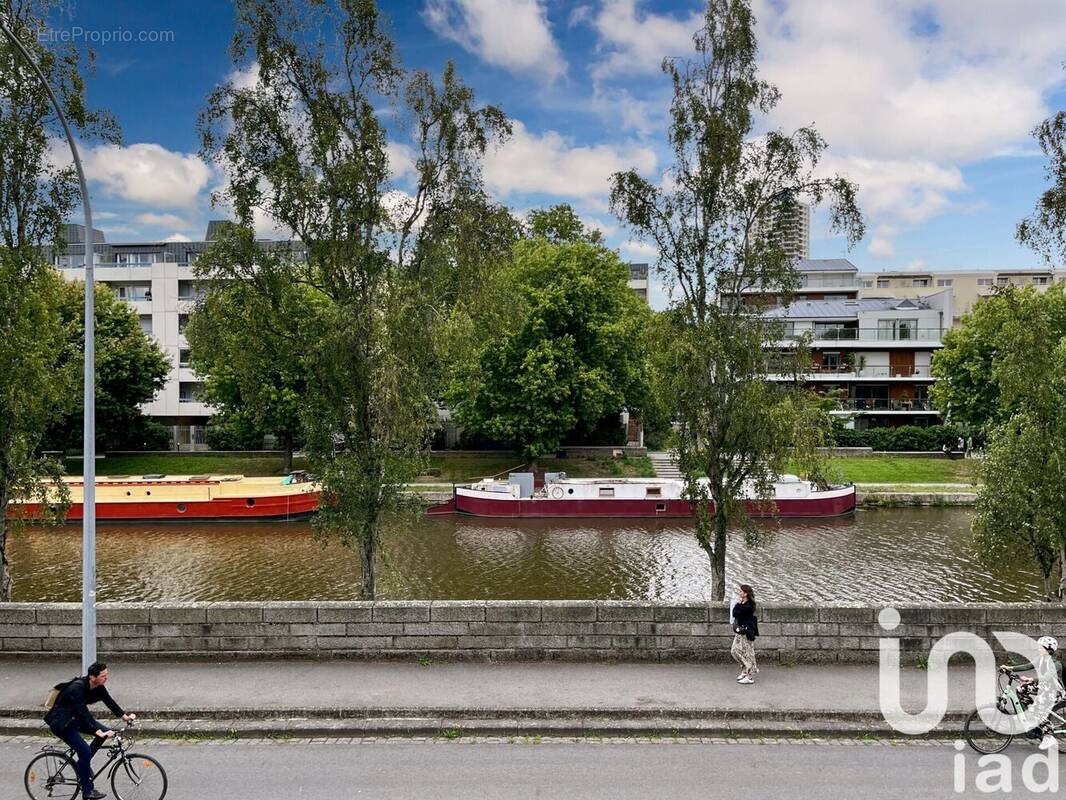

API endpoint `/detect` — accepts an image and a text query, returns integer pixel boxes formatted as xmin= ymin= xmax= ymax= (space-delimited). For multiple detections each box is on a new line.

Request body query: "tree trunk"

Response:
xmin=0 ymin=487 xmax=10 ymax=601
xmin=282 ymin=433 xmax=293 ymax=474
xmin=1042 ymin=569 xmax=1054 ymax=603
xmin=711 ymin=506 xmax=728 ymax=601
xmin=1058 ymin=542 xmax=1066 ymax=601
xmin=358 ymin=519 xmax=378 ymax=600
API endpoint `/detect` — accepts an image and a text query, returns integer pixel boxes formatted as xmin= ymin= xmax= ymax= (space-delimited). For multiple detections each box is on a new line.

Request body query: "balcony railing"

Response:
xmin=784 ymin=327 xmax=944 ymax=342
xmin=834 ymin=398 xmax=937 ymax=412
xmin=799 ymin=365 xmax=932 ymax=378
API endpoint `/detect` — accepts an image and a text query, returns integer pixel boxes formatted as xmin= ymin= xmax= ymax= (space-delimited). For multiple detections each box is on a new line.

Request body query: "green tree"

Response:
xmin=0 ymin=0 xmax=120 ymax=599
xmin=931 ymin=284 xmax=1066 ymax=435
xmin=200 ymin=0 xmax=508 ymax=598
xmin=526 ymin=204 xmax=604 ymax=246
xmin=447 ymin=238 xmax=651 ymax=463
xmin=43 ymin=281 xmax=170 ymax=452
xmin=1017 ymin=69 xmax=1066 ymax=266
xmin=609 ymin=0 xmax=863 ymax=600
xmin=961 ymin=287 xmax=1066 ymax=597
xmin=187 ymin=224 xmax=315 ymax=471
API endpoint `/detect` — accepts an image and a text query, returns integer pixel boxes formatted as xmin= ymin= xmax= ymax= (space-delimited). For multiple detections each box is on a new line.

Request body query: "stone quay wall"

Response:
xmin=0 ymin=602 xmax=1057 ymax=663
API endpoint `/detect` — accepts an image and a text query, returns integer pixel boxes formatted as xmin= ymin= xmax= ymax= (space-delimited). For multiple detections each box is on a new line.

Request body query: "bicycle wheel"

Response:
xmin=110 ymin=753 xmax=168 ymax=800
xmin=964 ymin=707 xmax=1014 ymax=754
xmin=24 ymin=750 xmax=80 ymax=800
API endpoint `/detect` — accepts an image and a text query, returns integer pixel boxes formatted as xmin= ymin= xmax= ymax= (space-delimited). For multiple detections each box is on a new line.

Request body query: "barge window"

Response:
xmin=646 ymin=487 xmax=662 ymax=498
xmin=598 ymin=487 xmax=615 ymax=497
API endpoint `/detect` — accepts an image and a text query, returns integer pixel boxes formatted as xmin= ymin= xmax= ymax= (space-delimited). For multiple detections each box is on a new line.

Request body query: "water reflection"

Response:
xmin=8 ymin=508 xmax=1043 ymax=603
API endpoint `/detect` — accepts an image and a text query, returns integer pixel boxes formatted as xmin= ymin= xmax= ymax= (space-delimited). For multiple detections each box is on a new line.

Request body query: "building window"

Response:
xmin=977 ymin=278 xmax=993 ymax=286
xmin=1034 ymin=276 xmax=1049 ymax=285
xmin=997 ymin=276 xmax=1010 ymax=286
xmin=178 ymin=313 xmax=190 ymax=333
xmin=936 ymin=279 xmax=953 ymax=287
xmin=116 ymin=253 xmax=158 ymax=265
xmin=139 ymin=315 xmax=152 ymax=334
xmin=911 ymin=278 xmax=929 ymax=287
xmin=814 ymin=323 xmax=850 ymax=340
xmin=179 ymin=348 xmax=191 ymax=367
xmin=823 ymin=352 xmax=841 ymax=371
xmin=861 ymin=280 xmax=873 ymax=288
xmin=178 ymin=382 xmax=202 ymax=403
xmin=877 ymin=279 xmax=890 ymax=288
xmin=877 ymin=319 xmax=918 ymax=340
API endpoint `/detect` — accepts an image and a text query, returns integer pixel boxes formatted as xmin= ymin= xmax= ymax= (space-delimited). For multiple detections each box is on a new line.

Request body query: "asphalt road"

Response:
xmin=4 ymin=738 xmax=1060 ymax=799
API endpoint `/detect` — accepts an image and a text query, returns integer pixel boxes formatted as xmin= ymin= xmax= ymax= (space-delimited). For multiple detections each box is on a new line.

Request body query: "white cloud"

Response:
xmin=422 ymin=0 xmax=566 ymax=81
xmin=386 ymin=141 xmax=417 ymax=183
xmin=164 ymin=233 xmax=192 ymax=242
xmin=620 ymin=239 xmax=658 ymax=261
xmin=867 ymin=227 xmax=896 ymax=260
xmin=588 ymin=0 xmax=702 ymax=80
xmin=748 ymin=0 xmax=1066 ymax=254
xmin=484 ymin=120 xmax=656 ymax=205
xmin=72 ymin=143 xmax=211 ymax=209
xmin=135 ymin=212 xmax=190 ymax=229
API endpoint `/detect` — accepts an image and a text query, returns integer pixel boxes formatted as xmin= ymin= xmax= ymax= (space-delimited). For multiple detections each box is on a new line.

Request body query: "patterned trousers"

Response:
xmin=730 ymin=633 xmax=758 ymax=674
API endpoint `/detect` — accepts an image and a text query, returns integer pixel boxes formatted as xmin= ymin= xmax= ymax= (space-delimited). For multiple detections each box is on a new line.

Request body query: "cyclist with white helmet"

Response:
xmin=1000 ymin=635 xmax=1064 ymax=750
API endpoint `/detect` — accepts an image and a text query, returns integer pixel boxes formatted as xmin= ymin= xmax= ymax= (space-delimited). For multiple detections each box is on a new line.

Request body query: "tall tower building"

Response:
xmin=755 ymin=200 xmax=810 ymax=262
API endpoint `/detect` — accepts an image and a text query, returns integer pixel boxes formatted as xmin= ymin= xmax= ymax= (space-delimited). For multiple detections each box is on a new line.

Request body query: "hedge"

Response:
xmin=830 ymin=424 xmax=968 ymax=451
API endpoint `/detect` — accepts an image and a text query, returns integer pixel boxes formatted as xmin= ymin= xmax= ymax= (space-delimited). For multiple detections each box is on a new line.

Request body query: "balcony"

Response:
xmin=833 ymin=398 xmax=938 ymax=412
xmin=783 ymin=327 xmax=944 ymax=343
xmin=795 ymin=365 xmax=933 ymax=378
xmin=742 ymin=275 xmax=859 ymax=293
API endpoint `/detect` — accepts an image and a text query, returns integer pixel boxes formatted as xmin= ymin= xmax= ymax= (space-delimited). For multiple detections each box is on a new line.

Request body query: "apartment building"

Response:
xmin=47 ymin=223 xmax=304 ymax=445
xmin=765 ymin=292 xmax=951 ymax=428
xmin=857 ymin=268 xmax=1058 ymax=326
xmin=628 ymin=262 xmax=649 ymax=304
xmin=753 ymin=199 xmax=811 ymax=262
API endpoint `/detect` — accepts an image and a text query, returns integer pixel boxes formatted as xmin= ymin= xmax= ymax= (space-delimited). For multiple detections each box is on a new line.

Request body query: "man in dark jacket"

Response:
xmin=44 ymin=661 xmax=135 ymax=800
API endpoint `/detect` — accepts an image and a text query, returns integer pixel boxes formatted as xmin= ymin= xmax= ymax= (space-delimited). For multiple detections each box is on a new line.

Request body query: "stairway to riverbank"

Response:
xmin=648 ymin=451 xmax=682 ymax=479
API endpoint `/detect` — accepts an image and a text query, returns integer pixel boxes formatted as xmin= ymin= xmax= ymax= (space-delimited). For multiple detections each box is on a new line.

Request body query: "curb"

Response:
xmin=2 ymin=708 xmax=971 ymax=740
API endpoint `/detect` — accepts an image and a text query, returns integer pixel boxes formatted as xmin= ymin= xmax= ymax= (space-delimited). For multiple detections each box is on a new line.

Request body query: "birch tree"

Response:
xmin=609 ymin=0 xmax=863 ymax=599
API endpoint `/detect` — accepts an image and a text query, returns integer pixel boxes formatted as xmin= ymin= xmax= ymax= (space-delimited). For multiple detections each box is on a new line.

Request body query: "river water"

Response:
xmin=7 ymin=507 xmax=1043 ymax=603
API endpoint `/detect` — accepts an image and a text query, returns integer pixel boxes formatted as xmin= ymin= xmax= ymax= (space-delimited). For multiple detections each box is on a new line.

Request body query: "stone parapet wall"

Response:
xmin=1 ymin=602 xmax=1059 ymax=663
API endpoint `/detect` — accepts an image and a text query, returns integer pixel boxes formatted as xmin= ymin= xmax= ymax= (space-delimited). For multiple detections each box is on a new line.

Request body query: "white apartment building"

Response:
xmin=48 ymin=223 xmax=304 ymax=444
xmin=765 ymin=292 xmax=951 ymax=428
xmin=856 ymin=268 xmax=1058 ymax=326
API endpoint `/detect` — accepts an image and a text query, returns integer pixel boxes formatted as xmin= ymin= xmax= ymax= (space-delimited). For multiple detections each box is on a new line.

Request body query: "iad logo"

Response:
xmin=877 ymin=607 xmax=1061 ymax=794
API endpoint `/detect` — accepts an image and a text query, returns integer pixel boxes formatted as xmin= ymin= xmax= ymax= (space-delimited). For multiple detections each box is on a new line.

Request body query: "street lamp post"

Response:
xmin=0 ymin=17 xmax=97 ymax=672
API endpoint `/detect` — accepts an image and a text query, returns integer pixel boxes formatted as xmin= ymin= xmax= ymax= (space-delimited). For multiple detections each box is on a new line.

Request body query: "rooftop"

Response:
xmin=795 ymin=258 xmax=858 ymax=273
xmin=764 ymin=296 xmax=930 ymax=320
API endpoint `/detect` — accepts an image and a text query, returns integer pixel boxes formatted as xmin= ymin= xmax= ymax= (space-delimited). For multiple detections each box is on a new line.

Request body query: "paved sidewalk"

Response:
xmin=0 ymin=659 xmax=980 ymax=720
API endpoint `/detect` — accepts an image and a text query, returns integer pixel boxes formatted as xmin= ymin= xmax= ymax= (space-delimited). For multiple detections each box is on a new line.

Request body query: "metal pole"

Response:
xmin=0 ymin=17 xmax=96 ymax=671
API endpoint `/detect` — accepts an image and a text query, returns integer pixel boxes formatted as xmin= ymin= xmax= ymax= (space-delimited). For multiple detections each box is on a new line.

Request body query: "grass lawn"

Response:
xmin=820 ymin=456 xmax=979 ymax=485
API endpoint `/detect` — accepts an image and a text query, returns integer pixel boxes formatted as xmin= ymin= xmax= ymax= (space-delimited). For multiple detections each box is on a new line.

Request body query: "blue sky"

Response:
xmin=43 ymin=0 xmax=1066 ymax=304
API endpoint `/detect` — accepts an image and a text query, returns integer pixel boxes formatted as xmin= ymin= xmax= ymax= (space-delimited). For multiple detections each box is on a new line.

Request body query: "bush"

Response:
xmin=830 ymin=424 xmax=967 ymax=451
xmin=205 ymin=419 xmax=266 ymax=451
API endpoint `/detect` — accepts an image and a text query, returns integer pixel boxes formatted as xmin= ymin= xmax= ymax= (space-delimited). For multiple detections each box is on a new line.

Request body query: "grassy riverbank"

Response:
xmin=824 ymin=456 xmax=978 ymax=485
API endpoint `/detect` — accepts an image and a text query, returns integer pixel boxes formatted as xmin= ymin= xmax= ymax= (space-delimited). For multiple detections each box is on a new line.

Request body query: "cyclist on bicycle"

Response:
xmin=1000 ymin=635 xmax=1065 ymax=751
xmin=43 ymin=661 xmax=136 ymax=800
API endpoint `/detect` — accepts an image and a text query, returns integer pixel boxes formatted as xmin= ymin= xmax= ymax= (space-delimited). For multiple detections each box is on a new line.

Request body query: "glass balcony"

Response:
xmin=786 ymin=327 xmax=943 ymax=342
xmin=835 ymin=398 xmax=938 ymax=412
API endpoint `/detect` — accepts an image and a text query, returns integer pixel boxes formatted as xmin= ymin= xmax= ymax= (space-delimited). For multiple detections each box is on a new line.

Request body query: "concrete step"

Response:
xmin=0 ymin=711 xmax=971 ymax=740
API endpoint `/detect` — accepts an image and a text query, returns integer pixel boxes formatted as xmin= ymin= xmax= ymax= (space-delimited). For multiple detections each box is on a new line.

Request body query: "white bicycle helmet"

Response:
xmin=1038 ymin=635 xmax=1058 ymax=654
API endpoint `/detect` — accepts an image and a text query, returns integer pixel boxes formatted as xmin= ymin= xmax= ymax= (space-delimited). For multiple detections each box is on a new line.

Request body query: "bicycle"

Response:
xmin=964 ymin=667 xmax=1066 ymax=754
xmin=24 ymin=721 xmax=167 ymax=800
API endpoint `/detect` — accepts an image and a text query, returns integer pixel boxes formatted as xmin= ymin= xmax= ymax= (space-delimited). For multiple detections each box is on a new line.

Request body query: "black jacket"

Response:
xmin=44 ymin=676 xmax=125 ymax=733
xmin=731 ymin=600 xmax=759 ymax=641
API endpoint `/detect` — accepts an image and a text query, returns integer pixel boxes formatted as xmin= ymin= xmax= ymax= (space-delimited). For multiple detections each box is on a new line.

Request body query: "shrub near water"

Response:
xmin=832 ymin=424 xmax=966 ymax=451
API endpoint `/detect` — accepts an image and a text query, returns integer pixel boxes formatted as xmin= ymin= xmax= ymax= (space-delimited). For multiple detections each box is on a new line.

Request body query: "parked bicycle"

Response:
xmin=964 ymin=667 xmax=1066 ymax=754
xmin=24 ymin=721 xmax=167 ymax=800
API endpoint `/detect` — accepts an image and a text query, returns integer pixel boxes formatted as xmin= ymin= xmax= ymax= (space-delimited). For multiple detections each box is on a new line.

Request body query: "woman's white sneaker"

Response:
xmin=738 ymin=675 xmax=755 ymax=685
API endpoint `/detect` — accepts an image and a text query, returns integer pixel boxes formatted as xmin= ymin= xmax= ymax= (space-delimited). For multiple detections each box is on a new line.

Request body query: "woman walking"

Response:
xmin=731 ymin=584 xmax=760 ymax=685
